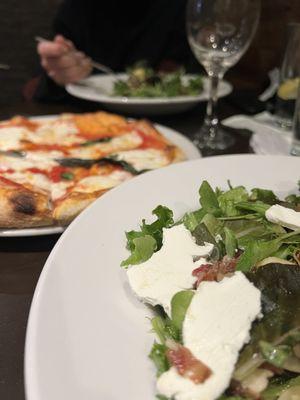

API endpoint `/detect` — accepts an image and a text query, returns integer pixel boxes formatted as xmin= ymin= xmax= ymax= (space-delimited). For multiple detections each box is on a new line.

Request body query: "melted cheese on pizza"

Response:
xmin=0 ymin=126 xmax=26 ymax=150
xmin=26 ymin=120 xmax=84 ymax=146
xmin=69 ymin=131 xmax=143 ymax=159
xmin=74 ymin=170 xmax=132 ymax=193
xmin=114 ymin=149 xmax=170 ymax=171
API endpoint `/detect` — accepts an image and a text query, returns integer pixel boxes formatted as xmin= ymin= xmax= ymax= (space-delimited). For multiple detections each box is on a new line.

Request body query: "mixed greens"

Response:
xmin=121 ymin=180 xmax=300 ymax=400
xmin=113 ymin=62 xmax=203 ymax=98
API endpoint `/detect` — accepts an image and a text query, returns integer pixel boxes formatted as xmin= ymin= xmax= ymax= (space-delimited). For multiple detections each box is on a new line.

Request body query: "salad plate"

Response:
xmin=66 ymin=74 xmax=232 ymax=115
xmin=25 ymin=155 xmax=300 ymax=400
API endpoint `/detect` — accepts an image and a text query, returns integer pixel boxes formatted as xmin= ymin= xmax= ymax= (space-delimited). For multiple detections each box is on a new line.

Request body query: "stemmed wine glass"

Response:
xmin=187 ymin=0 xmax=261 ymax=150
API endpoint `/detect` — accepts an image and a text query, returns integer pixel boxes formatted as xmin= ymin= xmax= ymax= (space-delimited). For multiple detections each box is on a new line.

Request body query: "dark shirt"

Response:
xmin=35 ymin=0 xmax=198 ymax=101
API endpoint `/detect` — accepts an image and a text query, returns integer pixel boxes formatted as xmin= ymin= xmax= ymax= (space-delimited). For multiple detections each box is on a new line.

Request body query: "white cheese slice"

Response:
xmin=74 ymin=170 xmax=132 ymax=193
xmin=114 ymin=149 xmax=169 ymax=171
xmin=69 ymin=132 xmax=143 ymax=159
xmin=0 ymin=127 xmax=26 ymax=150
xmin=0 ymin=151 xmax=60 ymax=172
xmin=265 ymin=204 xmax=300 ymax=231
xmin=50 ymin=181 xmax=73 ymax=201
xmin=127 ymin=224 xmax=213 ymax=315
xmin=26 ymin=120 xmax=83 ymax=146
xmin=157 ymin=272 xmax=261 ymax=400
xmin=2 ymin=171 xmax=50 ymax=192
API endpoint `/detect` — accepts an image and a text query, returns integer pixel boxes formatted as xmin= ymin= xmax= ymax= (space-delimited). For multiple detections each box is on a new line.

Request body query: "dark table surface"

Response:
xmin=0 ymin=94 xmax=255 ymax=400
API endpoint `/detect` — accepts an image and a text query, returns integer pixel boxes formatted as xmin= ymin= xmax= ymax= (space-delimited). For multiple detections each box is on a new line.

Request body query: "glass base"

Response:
xmin=193 ymin=125 xmax=235 ymax=151
xmin=290 ymin=140 xmax=300 ymax=156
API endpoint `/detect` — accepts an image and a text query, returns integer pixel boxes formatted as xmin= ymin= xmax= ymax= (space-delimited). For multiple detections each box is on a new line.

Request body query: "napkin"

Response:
xmin=223 ymin=112 xmax=292 ymax=155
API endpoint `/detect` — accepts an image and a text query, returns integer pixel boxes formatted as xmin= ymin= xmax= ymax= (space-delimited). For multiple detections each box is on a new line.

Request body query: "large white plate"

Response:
xmin=25 ymin=155 xmax=299 ymax=400
xmin=66 ymin=74 xmax=233 ymax=115
xmin=0 ymin=121 xmax=199 ymax=237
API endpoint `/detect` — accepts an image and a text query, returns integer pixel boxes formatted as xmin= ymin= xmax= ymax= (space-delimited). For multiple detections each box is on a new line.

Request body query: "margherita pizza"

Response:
xmin=0 ymin=111 xmax=185 ymax=228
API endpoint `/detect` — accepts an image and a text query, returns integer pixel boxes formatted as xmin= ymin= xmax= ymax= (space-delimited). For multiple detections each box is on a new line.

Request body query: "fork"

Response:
xmin=35 ymin=36 xmax=116 ymax=76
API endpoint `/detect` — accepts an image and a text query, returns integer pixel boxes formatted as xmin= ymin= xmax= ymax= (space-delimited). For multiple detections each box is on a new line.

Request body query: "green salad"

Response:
xmin=113 ymin=62 xmax=203 ymax=98
xmin=121 ymin=180 xmax=300 ymax=400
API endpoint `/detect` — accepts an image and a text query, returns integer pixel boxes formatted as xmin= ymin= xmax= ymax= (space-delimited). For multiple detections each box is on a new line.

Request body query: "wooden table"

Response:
xmin=0 ymin=95 xmax=254 ymax=399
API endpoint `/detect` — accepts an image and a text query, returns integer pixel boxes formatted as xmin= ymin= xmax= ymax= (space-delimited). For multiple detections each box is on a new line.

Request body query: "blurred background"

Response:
xmin=0 ymin=0 xmax=300 ymax=106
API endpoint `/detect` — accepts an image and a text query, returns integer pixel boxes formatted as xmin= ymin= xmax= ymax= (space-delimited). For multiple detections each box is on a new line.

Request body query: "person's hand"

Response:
xmin=37 ymin=35 xmax=93 ymax=85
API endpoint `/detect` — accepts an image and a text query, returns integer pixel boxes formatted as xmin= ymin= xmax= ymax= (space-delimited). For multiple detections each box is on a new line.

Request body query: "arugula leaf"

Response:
xmin=224 ymin=227 xmax=238 ymax=258
xmin=262 ymin=376 xmax=300 ymax=400
xmin=121 ymin=205 xmax=174 ymax=266
xmin=218 ymin=186 xmax=249 ymax=217
xmin=121 ymin=235 xmax=156 ymax=267
xmin=250 ymin=188 xmax=279 ymax=204
xmin=199 ymin=181 xmax=220 ymax=216
xmin=236 ymin=201 xmax=270 ymax=216
xmin=201 ymin=213 xmax=224 ymax=237
xmin=151 ymin=315 xmax=179 ymax=343
xmin=149 ymin=342 xmax=170 ymax=376
xmin=285 ymin=194 xmax=300 ymax=206
xmin=171 ymin=291 xmax=194 ymax=334
xmin=234 ymin=264 xmax=300 ymax=382
xmin=237 ymin=229 xmax=300 ymax=272
xmin=259 ymin=341 xmax=292 ymax=368
xmin=181 ymin=208 xmax=206 ymax=232
xmin=141 ymin=206 xmax=174 ymax=249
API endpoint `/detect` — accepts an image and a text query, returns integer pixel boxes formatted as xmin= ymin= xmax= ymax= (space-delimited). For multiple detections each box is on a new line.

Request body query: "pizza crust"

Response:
xmin=0 ymin=185 xmax=53 ymax=228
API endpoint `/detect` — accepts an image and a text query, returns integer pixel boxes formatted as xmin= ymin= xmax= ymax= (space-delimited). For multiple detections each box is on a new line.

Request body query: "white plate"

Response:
xmin=25 ymin=155 xmax=299 ymax=400
xmin=66 ymin=74 xmax=233 ymax=115
xmin=0 ymin=120 xmax=200 ymax=237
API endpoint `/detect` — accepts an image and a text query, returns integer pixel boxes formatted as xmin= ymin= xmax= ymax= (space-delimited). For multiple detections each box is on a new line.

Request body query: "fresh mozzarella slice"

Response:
xmin=127 ymin=224 xmax=213 ymax=315
xmin=0 ymin=127 xmax=26 ymax=150
xmin=265 ymin=204 xmax=300 ymax=231
xmin=69 ymin=132 xmax=143 ymax=159
xmin=114 ymin=149 xmax=169 ymax=171
xmin=74 ymin=170 xmax=132 ymax=193
xmin=0 ymin=151 xmax=60 ymax=172
xmin=2 ymin=171 xmax=50 ymax=192
xmin=157 ymin=272 xmax=261 ymax=400
xmin=26 ymin=120 xmax=84 ymax=146
xmin=51 ymin=181 xmax=73 ymax=201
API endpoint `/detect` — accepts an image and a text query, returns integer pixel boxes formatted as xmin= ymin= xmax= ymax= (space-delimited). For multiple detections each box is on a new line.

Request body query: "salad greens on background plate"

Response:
xmin=66 ymin=73 xmax=232 ymax=116
xmin=25 ymin=155 xmax=299 ymax=400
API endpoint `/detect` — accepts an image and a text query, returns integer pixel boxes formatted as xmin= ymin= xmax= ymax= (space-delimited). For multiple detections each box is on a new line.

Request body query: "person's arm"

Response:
xmin=34 ymin=0 xmax=93 ymax=101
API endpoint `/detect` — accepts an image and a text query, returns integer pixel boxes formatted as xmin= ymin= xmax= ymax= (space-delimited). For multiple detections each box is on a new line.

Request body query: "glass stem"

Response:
xmin=204 ymin=72 xmax=221 ymax=139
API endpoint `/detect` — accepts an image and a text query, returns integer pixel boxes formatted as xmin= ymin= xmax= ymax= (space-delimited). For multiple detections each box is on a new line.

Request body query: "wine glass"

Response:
xmin=187 ymin=0 xmax=260 ymax=150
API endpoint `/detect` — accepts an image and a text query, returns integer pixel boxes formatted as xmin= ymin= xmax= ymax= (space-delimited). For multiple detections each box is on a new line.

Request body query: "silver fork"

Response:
xmin=35 ymin=36 xmax=116 ymax=76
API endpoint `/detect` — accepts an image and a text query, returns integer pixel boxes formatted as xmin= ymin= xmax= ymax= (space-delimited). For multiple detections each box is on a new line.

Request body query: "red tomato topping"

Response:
xmin=48 ymin=166 xmax=68 ymax=182
xmin=0 ymin=176 xmax=24 ymax=188
xmin=166 ymin=342 xmax=212 ymax=384
xmin=136 ymin=128 xmax=166 ymax=150
xmin=192 ymin=256 xmax=238 ymax=288
xmin=27 ymin=167 xmax=48 ymax=176
xmin=0 ymin=167 xmax=15 ymax=173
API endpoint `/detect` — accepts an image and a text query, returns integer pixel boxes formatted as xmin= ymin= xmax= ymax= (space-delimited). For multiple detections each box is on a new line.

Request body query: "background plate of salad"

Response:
xmin=25 ymin=155 xmax=299 ymax=400
xmin=66 ymin=68 xmax=232 ymax=116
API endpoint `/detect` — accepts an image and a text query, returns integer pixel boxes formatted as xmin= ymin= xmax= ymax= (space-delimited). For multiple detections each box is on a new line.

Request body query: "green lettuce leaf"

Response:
xmin=121 ymin=205 xmax=173 ymax=266
xmin=250 ymin=188 xmax=279 ymax=204
xmin=234 ymin=264 xmax=300 ymax=382
xmin=199 ymin=181 xmax=221 ymax=216
xmin=121 ymin=235 xmax=156 ymax=267
xmin=218 ymin=186 xmax=249 ymax=217
xmin=149 ymin=342 xmax=170 ymax=376
xmin=171 ymin=290 xmax=195 ymax=334
xmin=262 ymin=376 xmax=300 ymax=400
